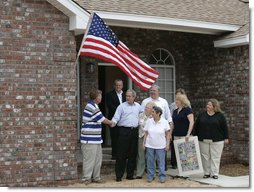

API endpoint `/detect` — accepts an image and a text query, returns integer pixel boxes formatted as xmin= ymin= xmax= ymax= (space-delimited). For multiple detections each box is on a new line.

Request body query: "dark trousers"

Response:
xmin=170 ymin=139 xmax=177 ymax=167
xmin=110 ymin=126 xmax=118 ymax=157
xmin=115 ymin=127 xmax=138 ymax=179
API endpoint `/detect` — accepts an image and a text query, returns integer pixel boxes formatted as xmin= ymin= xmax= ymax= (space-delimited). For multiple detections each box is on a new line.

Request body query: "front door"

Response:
xmin=98 ymin=64 xmax=128 ymax=146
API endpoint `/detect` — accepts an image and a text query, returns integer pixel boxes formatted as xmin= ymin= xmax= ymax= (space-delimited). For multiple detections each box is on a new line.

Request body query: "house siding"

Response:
xmin=0 ymin=0 xmax=78 ymax=186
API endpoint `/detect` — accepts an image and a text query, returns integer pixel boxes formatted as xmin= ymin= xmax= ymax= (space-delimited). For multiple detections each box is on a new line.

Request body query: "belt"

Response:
xmin=120 ymin=126 xmax=138 ymax=130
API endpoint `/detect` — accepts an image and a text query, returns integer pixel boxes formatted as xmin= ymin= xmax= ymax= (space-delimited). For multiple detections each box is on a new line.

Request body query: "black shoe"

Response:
xmin=116 ymin=178 xmax=122 ymax=182
xmin=203 ymin=174 xmax=210 ymax=178
xmin=126 ymin=176 xmax=135 ymax=180
xmin=136 ymin=176 xmax=142 ymax=179
xmin=212 ymin=175 xmax=218 ymax=179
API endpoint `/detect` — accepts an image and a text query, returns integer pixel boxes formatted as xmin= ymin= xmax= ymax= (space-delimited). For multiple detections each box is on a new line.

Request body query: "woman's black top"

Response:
xmin=193 ymin=111 xmax=229 ymax=142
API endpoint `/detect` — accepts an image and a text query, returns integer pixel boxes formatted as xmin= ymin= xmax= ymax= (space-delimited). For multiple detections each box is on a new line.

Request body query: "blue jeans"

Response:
xmin=146 ymin=147 xmax=166 ymax=182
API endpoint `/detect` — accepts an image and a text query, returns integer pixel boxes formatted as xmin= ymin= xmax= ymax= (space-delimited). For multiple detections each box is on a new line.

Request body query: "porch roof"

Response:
xmin=74 ymin=0 xmax=249 ymax=47
xmin=74 ymin=0 xmax=248 ymax=26
xmin=46 ymin=0 xmax=249 ymax=47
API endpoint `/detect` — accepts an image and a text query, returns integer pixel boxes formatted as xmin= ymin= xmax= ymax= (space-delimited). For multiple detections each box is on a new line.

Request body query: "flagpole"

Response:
xmin=74 ymin=11 xmax=94 ymax=139
xmin=75 ymin=11 xmax=94 ymax=63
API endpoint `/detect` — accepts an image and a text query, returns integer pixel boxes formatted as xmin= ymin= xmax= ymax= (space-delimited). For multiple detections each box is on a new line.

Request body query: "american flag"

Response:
xmin=79 ymin=12 xmax=159 ymax=90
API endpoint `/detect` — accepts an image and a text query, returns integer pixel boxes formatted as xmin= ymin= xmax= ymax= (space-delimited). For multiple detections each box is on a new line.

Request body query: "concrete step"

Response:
xmin=77 ymin=147 xmax=115 ymax=176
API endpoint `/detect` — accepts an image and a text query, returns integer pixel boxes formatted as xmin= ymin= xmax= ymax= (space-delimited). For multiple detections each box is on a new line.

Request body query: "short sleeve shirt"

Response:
xmin=144 ymin=117 xmax=170 ymax=149
xmin=172 ymin=107 xmax=193 ymax=136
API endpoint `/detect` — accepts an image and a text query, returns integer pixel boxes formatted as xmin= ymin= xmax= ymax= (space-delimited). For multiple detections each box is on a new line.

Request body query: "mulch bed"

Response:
xmin=220 ymin=164 xmax=249 ymax=176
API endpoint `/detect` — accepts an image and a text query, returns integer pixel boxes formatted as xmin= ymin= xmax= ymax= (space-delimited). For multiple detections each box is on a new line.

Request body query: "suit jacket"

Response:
xmin=106 ymin=90 xmax=126 ymax=119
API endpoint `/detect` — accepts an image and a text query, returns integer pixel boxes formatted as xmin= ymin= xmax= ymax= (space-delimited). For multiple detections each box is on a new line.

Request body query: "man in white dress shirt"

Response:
xmin=141 ymin=84 xmax=173 ymax=170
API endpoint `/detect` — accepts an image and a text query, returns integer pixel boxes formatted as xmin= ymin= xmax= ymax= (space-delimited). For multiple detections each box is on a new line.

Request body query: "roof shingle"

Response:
xmin=74 ymin=0 xmax=248 ymax=25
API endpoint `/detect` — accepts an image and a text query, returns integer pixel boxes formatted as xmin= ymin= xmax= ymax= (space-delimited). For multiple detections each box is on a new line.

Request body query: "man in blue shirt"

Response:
xmin=112 ymin=89 xmax=141 ymax=182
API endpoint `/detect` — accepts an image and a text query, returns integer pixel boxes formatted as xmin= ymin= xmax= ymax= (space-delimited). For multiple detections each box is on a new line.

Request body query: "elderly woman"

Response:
xmin=171 ymin=94 xmax=194 ymax=142
xmin=80 ymin=89 xmax=113 ymax=185
xmin=143 ymin=106 xmax=170 ymax=183
xmin=193 ymin=99 xmax=229 ymax=179
xmin=136 ymin=101 xmax=156 ymax=179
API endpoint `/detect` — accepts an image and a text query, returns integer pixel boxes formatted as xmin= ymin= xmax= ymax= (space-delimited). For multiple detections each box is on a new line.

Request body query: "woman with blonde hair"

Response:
xmin=193 ymin=99 xmax=229 ymax=179
xmin=170 ymin=94 xmax=194 ymax=143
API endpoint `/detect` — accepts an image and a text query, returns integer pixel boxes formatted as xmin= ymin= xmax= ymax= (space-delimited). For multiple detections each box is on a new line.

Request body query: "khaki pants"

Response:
xmin=81 ymin=143 xmax=102 ymax=181
xmin=174 ymin=136 xmax=185 ymax=140
xmin=199 ymin=140 xmax=224 ymax=176
xmin=136 ymin=137 xmax=145 ymax=177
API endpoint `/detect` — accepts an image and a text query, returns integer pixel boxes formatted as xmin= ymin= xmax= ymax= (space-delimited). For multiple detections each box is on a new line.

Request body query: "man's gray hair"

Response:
xmin=151 ymin=84 xmax=160 ymax=91
xmin=126 ymin=89 xmax=136 ymax=97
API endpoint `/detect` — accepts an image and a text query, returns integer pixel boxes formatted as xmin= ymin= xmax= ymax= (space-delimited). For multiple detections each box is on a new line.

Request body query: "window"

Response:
xmin=149 ymin=48 xmax=175 ymax=104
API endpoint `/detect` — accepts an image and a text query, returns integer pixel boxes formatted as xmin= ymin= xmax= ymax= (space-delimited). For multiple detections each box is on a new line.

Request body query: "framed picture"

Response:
xmin=173 ymin=136 xmax=203 ymax=176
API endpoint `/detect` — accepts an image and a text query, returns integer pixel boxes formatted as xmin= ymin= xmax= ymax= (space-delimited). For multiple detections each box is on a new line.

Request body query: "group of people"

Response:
xmin=80 ymin=79 xmax=229 ymax=184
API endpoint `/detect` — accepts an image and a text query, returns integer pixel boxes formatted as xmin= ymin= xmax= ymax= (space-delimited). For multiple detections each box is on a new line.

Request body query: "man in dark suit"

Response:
xmin=106 ymin=79 xmax=125 ymax=160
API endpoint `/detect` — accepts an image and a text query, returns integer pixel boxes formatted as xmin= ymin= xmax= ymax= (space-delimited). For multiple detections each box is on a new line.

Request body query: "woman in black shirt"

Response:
xmin=193 ymin=99 xmax=229 ymax=179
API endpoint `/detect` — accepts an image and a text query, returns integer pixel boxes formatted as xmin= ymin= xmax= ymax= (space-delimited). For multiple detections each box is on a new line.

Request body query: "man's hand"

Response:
xmin=165 ymin=144 xmax=170 ymax=151
xmin=169 ymin=134 xmax=172 ymax=142
xmin=110 ymin=121 xmax=116 ymax=127
xmin=143 ymin=142 xmax=146 ymax=150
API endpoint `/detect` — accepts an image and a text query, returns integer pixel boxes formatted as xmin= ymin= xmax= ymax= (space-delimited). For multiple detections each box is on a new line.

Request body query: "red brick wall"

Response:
xmin=188 ymin=40 xmax=249 ymax=164
xmin=0 ymin=0 xmax=78 ymax=186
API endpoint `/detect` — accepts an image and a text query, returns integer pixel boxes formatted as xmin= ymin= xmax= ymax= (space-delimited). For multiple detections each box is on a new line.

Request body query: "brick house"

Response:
xmin=0 ymin=0 xmax=249 ymax=187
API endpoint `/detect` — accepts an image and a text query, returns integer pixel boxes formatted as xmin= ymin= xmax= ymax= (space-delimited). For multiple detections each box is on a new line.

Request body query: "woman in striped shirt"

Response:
xmin=80 ymin=89 xmax=113 ymax=185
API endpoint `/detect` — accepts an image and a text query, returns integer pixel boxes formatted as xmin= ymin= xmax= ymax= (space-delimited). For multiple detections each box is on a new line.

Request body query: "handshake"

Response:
xmin=109 ymin=120 xmax=116 ymax=128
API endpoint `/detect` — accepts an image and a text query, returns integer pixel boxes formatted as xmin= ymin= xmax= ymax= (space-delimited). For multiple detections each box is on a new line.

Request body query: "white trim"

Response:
xmin=47 ymin=0 xmax=90 ymax=35
xmin=47 ymin=1 xmax=240 ymax=35
xmin=96 ymin=11 xmax=240 ymax=35
xmin=214 ymin=34 xmax=249 ymax=48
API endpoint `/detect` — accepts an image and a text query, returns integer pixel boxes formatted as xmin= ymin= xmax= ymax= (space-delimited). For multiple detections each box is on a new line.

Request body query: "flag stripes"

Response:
xmin=78 ymin=12 xmax=159 ymax=90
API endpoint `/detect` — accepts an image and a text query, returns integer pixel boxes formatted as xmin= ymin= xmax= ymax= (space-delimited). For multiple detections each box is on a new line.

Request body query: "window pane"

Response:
xmin=166 ymin=94 xmax=174 ymax=105
xmin=157 ymin=68 xmax=165 ymax=79
xmin=157 ymin=80 xmax=165 ymax=90
xmin=165 ymin=68 xmax=173 ymax=79
xmin=165 ymin=80 xmax=174 ymax=92
xmin=165 ymin=57 xmax=173 ymax=65
xmin=149 ymin=55 xmax=157 ymax=64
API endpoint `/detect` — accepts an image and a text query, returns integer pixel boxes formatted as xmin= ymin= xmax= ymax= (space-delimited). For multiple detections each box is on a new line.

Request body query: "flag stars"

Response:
xmin=87 ymin=13 xmax=119 ymax=47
